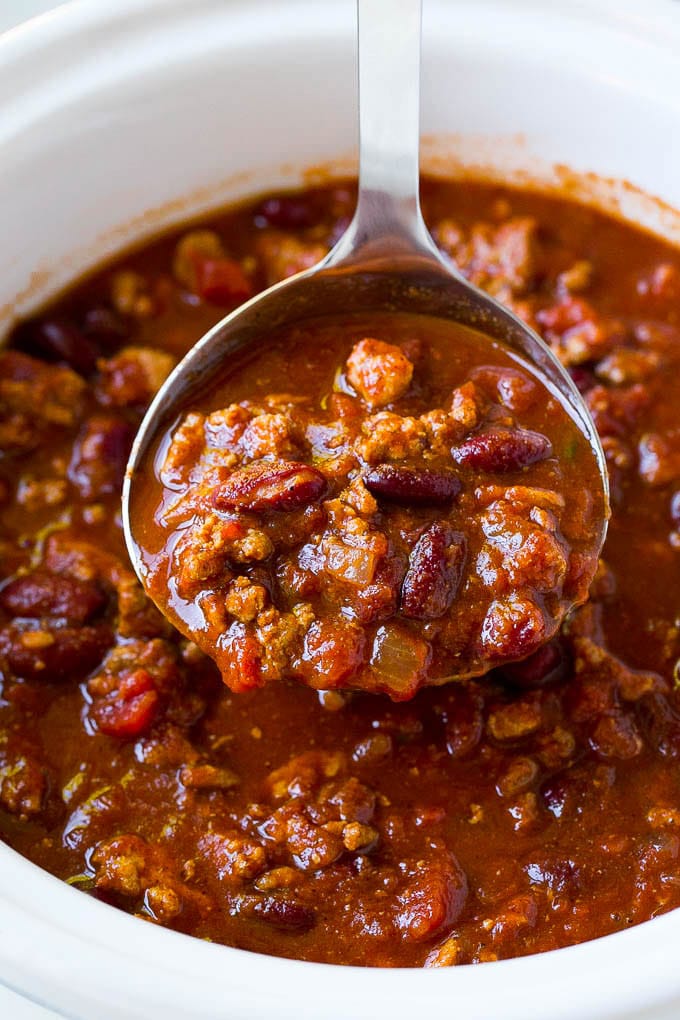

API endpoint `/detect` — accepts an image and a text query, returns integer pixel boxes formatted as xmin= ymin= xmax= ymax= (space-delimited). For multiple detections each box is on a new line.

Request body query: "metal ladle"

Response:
xmin=123 ymin=0 xmax=609 ymax=647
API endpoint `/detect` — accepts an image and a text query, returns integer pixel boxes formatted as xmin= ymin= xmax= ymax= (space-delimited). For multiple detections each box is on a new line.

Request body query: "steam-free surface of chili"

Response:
xmin=2 ymin=180 xmax=680 ymax=967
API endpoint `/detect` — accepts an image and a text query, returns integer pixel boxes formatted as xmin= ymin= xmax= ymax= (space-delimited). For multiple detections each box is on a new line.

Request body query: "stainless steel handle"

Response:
xmin=328 ymin=0 xmax=437 ymax=264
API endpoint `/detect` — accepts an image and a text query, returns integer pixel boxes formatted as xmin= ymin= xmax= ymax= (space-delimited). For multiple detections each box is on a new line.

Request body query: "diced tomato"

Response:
xmin=118 ymin=668 xmax=155 ymax=700
xmin=395 ymin=852 xmax=468 ymax=941
xmin=219 ymin=623 xmax=264 ymax=692
xmin=192 ymin=256 xmax=253 ymax=306
xmin=297 ymin=617 xmax=366 ymax=689
xmin=93 ymin=689 xmax=160 ymax=738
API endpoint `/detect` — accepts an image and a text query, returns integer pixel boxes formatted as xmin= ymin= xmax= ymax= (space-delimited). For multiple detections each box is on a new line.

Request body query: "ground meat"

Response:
xmin=174 ymin=513 xmax=272 ymax=597
xmin=356 ymin=411 xmax=428 ymax=464
xmin=0 ymin=749 xmax=48 ymax=819
xmin=142 ymin=318 xmax=601 ymax=699
xmin=255 ymin=231 xmax=328 ymax=285
xmin=345 ymin=338 xmax=414 ymax=408
xmin=0 ymin=350 xmax=85 ymax=451
xmin=96 ymin=345 xmax=175 ymax=407
xmin=437 ymin=216 xmax=539 ymax=297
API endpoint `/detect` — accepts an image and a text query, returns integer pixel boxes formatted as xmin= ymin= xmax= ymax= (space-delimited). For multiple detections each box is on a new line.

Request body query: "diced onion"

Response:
xmin=325 ymin=538 xmax=377 ymax=586
xmin=370 ymin=624 xmax=430 ymax=697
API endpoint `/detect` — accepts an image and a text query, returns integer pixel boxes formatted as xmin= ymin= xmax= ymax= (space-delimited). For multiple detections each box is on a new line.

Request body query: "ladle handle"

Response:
xmin=357 ymin=0 xmax=421 ymax=200
xmin=329 ymin=0 xmax=436 ymax=263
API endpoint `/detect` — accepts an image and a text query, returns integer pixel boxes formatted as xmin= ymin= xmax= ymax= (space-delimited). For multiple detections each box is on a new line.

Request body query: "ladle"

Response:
xmin=123 ymin=0 xmax=609 ymax=676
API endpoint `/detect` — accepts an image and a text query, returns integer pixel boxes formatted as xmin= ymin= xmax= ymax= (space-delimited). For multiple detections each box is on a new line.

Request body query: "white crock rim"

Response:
xmin=1 ymin=2 xmax=680 ymax=1018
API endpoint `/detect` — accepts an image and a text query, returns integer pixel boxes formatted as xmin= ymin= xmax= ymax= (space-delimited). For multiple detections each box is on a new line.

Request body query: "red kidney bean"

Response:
xmin=540 ymin=774 xmax=569 ymax=820
xmin=452 ymin=427 xmax=552 ymax=472
xmin=442 ymin=689 xmax=484 ymax=759
xmin=2 ymin=624 xmax=113 ymax=681
xmin=19 ymin=318 xmax=98 ymax=376
xmin=212 ymin=461 xmax=326 ymax=513
xmin=568 ymin=366 xmax=596 ymax=394
xmin=500 ymin=639 xmax=567 ymax=690
xmin=524 ymin=854 xmax=583 ymax=895
xmin=364 ymin=465 xmax=461 ymax=507
xmin=400 ymin=523 xmax=466 ymax=620
xmin=352 ymin=732 xmax=393 ymax=766
xmin=81 ymin=306 xmax=130 ymax=346
xmin=636 ymin=692 xmax=680 ymax=759
xmin=590 ymin=712 xmax=642 ymax=760
xmin=256 ymin=196 xmax=320 ymax=230
xmin=250 ymin=895 xmax=316 ymax=931
xmin=0 ymin=571 xmax=106 ymax=624
xmin=68 ymin=415 xmax=135 ymax=500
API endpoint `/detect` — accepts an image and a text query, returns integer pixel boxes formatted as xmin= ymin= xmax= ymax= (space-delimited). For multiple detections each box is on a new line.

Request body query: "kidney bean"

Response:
xmin=81 ymin=306 xmax=130 ymax=346
xmin=0 ymin=570 xmax=106 ymax=624
xmin=400 ymin=523 xmax=466 ymax=620
xmin=590 ymin=712 xmax=643 ymax=760
xmin=212 ymin=461 xmax=326 ymax=513
xmin=568 ymin=366 xmax=596 ymax=394
xmin=452 ymin=427 xmax=552 ymax=472
xmin=540 ymin=774 xmax=569 ymax=819
xmin=352 ymin=732 xmax=393 ymax=765
xmin=364 ymin=465 xmax=461 ymax=507
xmin=251 ymin=895 xmax=316 ymax=931
xmin=524 ymin=855 xmax=583 ymax=896
xmin=443 ymin=689 xmax=484 ymax=759
xmin=3 ymin=623 xmax=113 ymax=681
xmin=636 ymin=692 xmax=680 ymax=759
xmin=19 ymin=317 xmax=98 ymax=376
xmin=500 ymin=639 xmax=567 ymax=690
xmin=256 ymin=196 xmax=320 ymax=230
xmin=68 ymin=415 xmax=135 ymax=500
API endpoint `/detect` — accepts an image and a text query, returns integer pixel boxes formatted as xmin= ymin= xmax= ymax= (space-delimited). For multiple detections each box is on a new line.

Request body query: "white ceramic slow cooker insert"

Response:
xmin=2 ymin=1 xmax=680 ymax=1017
